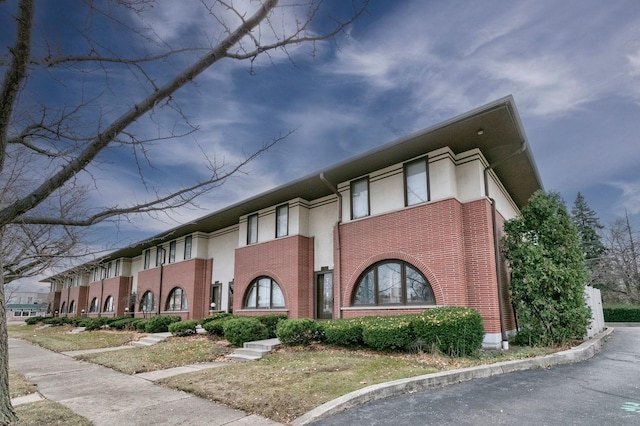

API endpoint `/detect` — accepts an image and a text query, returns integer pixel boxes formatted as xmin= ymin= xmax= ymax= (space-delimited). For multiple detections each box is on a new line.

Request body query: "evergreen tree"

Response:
xmin=571 ymin=192 xmax=606 ymax=270
xmin=502 ymin=191 xmax=591 ymax=346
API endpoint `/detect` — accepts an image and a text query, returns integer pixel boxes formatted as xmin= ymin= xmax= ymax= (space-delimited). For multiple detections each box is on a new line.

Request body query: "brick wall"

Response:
xmin=234 ymin=235 xmax=314 ymax=318
xmin=86 ymin=276 xmax=133 ymax=318
xmin=59 ymin=286 xmax=88 ymax=317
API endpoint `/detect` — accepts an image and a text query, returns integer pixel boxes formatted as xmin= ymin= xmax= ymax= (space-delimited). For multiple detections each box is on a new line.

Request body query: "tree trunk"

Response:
xmin=0 ymin=235 xmax=18 ymax=424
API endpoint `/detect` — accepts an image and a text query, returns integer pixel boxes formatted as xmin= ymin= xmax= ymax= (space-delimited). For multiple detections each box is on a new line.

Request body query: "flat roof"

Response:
xmin=45 ymin=95 xmax=542 ymax=279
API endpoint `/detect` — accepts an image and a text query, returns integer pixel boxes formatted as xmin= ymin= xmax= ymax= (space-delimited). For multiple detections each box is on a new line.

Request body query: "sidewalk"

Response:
xmin=8 ymin=338 xmax=282 ymax=426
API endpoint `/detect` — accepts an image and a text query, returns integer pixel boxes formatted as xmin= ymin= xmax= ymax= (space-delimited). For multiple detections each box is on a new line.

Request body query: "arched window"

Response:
xmin=103 ymin=296 xmax=114 ymax=313
xmin=140 ymin=291 xmax=155 ymax=313
xmin=244 ymin=277 xmax=285 ymax=309
xmin=352 ymin=260 xmax=435 ymax=306
xmin=60 ymin=302 xmax=67 ymax=314
xmin=89 ymin=297 xmax=99 ymax=313
xmin=69 ymin=300 xmax=76 ymax=314
xmin=165 ymin=287 xmax=188 ymax=311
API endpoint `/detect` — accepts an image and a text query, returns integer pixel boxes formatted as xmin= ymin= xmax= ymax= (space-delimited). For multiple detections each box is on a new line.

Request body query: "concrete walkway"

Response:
xmin=8 ymin=338 xmax=282 ymax=426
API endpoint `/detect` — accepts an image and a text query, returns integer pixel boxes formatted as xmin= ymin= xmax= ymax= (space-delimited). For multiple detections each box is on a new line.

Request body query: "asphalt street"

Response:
xmin=311 ymin=327 xmax=640 ymax=426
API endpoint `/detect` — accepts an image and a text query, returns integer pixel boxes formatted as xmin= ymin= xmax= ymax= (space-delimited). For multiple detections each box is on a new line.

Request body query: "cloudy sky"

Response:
xmin=2 ymin=0 xmax=640 ymax=288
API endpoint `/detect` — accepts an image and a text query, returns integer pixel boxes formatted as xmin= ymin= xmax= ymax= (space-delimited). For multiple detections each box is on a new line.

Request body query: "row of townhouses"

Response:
xmin=44 ymin=96 xmax=542 ymax=348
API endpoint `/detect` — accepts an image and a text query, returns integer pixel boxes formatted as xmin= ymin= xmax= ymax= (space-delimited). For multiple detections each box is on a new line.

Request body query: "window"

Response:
xmin=351 ymin=178 xmax=369 ymax=219
xmin=103 ymin=296 xmax=114 ymax=313
xmin=144 ymin=250 xmax=151 ymax=269
xmin=115 ymin=259 xmax=121 ymax=276
xmin=247 ymin=214 xmax=258 ymax=244
xmin=210 ymin=282 xmax=221 ymax=311
xmin=89 ymin=297 xmax=99 ymax=313
xmin=165 ymin=287 xmax=188 ymax=311
xmin=405 ymin=159 xmax=429 ymax=206
xmin=168 ymin=241 xmax=176 ymax=263
xmin=156 ymin=246 xmax=165 ymax=267
xmin=93 ymin=268 xmax=99 ymax=282
xmin=352 ymin=260 xmax=435 ymax=306
xmin=276 ymin=204 xmax=288 ymax=238
xmin=184 ymin=236 xmax=192 ymax=260
xmin=60 ymin=302 xmax=67 ymax=314
xmin=69 ymin=300 xmax=76 ymax=314
xmin=107 ymin=262 xmax=113 ymax=278
xmin=244 ymin=277 xmax=285 ymax=309
xmin=140 ymin=291 xmax=155 ymax=313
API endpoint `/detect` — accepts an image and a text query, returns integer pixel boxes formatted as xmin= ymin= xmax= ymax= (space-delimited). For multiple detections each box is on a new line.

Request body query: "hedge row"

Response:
xmin=603 ymin=305 xmax=640 ymax=322
xmin=275 ymin=307 xmax=485 ymax=357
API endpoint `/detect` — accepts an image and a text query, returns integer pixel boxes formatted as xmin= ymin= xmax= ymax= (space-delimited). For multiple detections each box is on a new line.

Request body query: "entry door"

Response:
xmin=316 ymin=272 xmax=334 ymax=320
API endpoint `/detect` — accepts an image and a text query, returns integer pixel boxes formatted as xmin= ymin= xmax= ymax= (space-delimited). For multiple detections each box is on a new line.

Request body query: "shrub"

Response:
xmin=603 ymin=305 xmax=640 ymax=322
xmin=80 ymin=317 xmax=109 ymax=331
xmin=169 ymin=319 xmax=198 ymax=336
xmin=203 ymin=315 xmax=234 ymax=336
xmin=276 ymin=318 xmax=322 ymax=346
xmin=257 ymin=314 xmax=288 ymax=338
xmin=321 ymin=318 xmax=364 ymax=347
xmin=144 ymin=315 xmax=182 ymax=333
xmin=200 ymin=313 xmax=232 ymax=326
xmin=109 ymin=317 xmax=139 ymax=330
xmin=25 ymin=316 xmax=44 ymax=325
xmin=411 ymin=307 xmax=485 ymax=356
xmin=43 ymin=317 xmax=72 ymax=326
xmin=361 ymin=316 xmax=414 ymax=351
xmin=223 ymin=317 xmax=269 ymax=347
xmin=134 ymin=319 xmax=148 ymax=332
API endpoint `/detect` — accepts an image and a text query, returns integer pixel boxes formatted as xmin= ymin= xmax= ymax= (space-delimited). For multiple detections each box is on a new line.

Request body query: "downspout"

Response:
xmin=320 ymin=173 xmax=343 ymax=318
xmin=483 ymin=140 xmax=527 ymax=349
xmin=157 ymin=263 xmax=164 ymax=316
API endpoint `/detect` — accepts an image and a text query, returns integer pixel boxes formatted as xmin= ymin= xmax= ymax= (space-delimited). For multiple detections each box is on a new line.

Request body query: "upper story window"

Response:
xmin=352 ymin=260 xmax=435 ymax=306
xmin=115 ymin=259 xmax=121 ymax=276
xmin=93 ymin=268 xmax=99 ymax=282
xmin=351 ymin=177 xmax=370 ymax=219
xmin=404 ymin=158 xmax=429 ymax=206
xmin=247 ymin=213 xmax=258 ymax=244
xmin=168 ymin=241 xmax=176 ymax=263
xmin=276 ymin=204 xmax=288 ymax=238
xmin=156 ymin=246 xmax=165 ymax=267
xmin=143 ymin=250 xmax=151 ymax=269
xmin=184 ymin=235 xmax=192 ymax=260
xmin=107 ymin=262 xmax=113 ymax=278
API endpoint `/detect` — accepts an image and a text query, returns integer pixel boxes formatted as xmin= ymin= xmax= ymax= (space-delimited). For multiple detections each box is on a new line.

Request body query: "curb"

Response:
xmin=292 ymin=327 xmax=614 ymax=426
xmin=11 ymin=392 xmax=45 ymax=407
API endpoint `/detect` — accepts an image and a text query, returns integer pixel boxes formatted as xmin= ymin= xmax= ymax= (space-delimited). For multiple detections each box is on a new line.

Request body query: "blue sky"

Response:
xmin=2 ymin=0 xmax=640 ymax=288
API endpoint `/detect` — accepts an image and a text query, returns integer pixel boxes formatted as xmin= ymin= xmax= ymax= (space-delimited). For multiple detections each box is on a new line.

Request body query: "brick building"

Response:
xmin=44 ymin=96 xmax=542 ymax=348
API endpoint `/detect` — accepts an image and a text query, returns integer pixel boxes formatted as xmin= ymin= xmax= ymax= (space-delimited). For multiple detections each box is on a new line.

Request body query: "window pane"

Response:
xmin=405 ymin=265 xmax=434 ymax=303
xmin=406 ymin=160 xmax=427 ymax=206
xmin=248 ymin=214 xmax=258 ymax=244
xmin=378 ymin=262 xmax=402 ymax=304
xmin=257 ymin=278 xmax=270 ymax=308
xmin=271 ymin=283 xmax=285 ymax=308
xmin=144 ymin=250 xmax=150 ymax=269
xmin=276 ymin=205 xmax=288 ymax=238
xmin=115 ymin=259 xmax=121 ymax=276
xmin=354 ymin=270 xmax=375 ymax=304
xmin=169 ymin=241 xmax=176 ymax=263
xmin=245 ymin=284 xmax=257 ymax=308
xmin=184 ymin=236 xmax=192 ymax=260
xmin=351 ymin=178 xmax=369 ymax=219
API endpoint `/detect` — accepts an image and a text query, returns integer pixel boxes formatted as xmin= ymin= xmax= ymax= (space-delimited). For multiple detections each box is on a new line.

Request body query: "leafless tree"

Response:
xmin=591 ymin=211 xmax=640 ymax=304
xmin=0 ymin=0 xmax=368 ymax=421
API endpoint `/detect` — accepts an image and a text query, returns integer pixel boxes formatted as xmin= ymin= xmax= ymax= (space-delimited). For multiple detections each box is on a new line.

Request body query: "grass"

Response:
xmin=7 ymin=324 xmax=137 ymax=352
xmin=9 ymin=368 xmax=37 ymax=399
xmin=76 ymin=335 xmax=232 ymax=374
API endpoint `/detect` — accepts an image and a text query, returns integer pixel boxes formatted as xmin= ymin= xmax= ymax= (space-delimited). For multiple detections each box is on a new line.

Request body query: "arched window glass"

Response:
xmin=103 ymin=296 xmax=114 ymax=312
xmin=244 ymin=277 xmax=285 ymax=309
xmin=139 ymin=291 xmax=155 ymax=313
xmin=89 ymin=297 xmax=99 ymax=313
xmin=60 ymin=302 xmax=67 ymax=314
xmin=352 ymin=260 xmax=435 ymax=306
xmin=69 ymin=300 xmax=76 ymax=314
xmin=165 ymin=287 xmax=188 ymax=311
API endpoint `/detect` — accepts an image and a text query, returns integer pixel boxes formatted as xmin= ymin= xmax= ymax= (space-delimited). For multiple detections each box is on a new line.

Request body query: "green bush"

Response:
xmin=411 ymin=307 xmax=485 ymax=356
xmin=25 ymin=316 xmax=45 ymax=325
xmin=276 ymin=318 xmax=322 ymax=346
xmin=321 ymin=318 xmax=365 ymax=347
xmin=223 ymin=317 xmax=269 ymax=347
xmin=80 ymin=317 xmax=109 ymax=331
xmin=144 ymin=315 xmax=182 ymax=333
xmin=43 ymin=317 xmax=72 ymax=326
xmin=603 ymin=305 xmax=640 ymax=322
xmin=134 ymin=319 xmax=148 ymax=332
xmin=109 ymin=317 xmax=139 ymax=330
xmin=169 ymin=319 xmax=198 ymax=336
xmin=257 ymin=314 xmax=288 ymax=338
xmin=200 ymin=313 xmax=232 ymax=326
xmin=203 ymin=315 xmax=234 ymax=336
xmin=361 ymin=316 xmax=414 ymax=351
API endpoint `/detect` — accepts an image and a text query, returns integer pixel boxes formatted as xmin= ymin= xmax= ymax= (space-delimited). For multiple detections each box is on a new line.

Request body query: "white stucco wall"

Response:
xmin=428 ymin=148 xmax=458 ymax=202
xmin=209 ymin=226 xmax=238 ymax=285
xmin=308 ymin=196 xmax=338 ymax=269
xmin=455 ymin=151 xmax=486 ymax=202
xmin=370 ymin=165 xmax=404 ymax=215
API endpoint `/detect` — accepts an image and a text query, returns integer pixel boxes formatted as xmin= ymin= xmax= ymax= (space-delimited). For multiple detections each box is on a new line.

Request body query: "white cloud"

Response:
xmin=608 ymin=180 xmax=640 ymax=216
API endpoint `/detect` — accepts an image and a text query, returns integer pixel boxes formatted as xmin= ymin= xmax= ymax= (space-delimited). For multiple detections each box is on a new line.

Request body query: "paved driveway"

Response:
xmin=312 ymin=327 xmax=640 ymax=425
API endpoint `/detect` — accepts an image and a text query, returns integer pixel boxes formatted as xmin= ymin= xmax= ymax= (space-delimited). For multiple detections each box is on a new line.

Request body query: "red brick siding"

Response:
xmin=234 ymin=235 xmax=314 ymax=318
xmin=59 ymin=286 xmax=88 ymax=317
xmin=86 ymin=276 xmax=133 ymax=318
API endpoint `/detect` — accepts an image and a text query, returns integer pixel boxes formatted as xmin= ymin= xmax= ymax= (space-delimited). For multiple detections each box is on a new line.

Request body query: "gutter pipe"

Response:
xmin=320 ymin=173 xmax=343 ymax=319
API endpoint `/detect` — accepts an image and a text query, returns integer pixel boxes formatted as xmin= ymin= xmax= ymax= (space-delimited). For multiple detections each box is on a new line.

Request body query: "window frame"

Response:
xmin=143 ymin=250 xmax=151 ymax=269
xmin=352 ymin=260 xmax=435 ymax=306
xmin=275 ymin=204 xmax=289 ymax=238
xmin=404 ymin=158 xmax=430 ymax=207
xmin=89 ymin=297 xmax=99 ymax=313
xmin=115 ymin=259 xmax=121 ymax=276
xmin=247 ymin=213 xmax=258 ymax=244
xmin=103 ymin=296 xmax=114 ymax=313
xmin=165 ymin=287 xmax=188 ymax=311
xmin=156 ymin=246 xmax=165 ymax=267
xmin=168 ymin=241 xmax=176 ymax=264
xmin=243 ymin=276 xmax=285 ymax=309
xmin=184 ymin=235 xmax=192 ymax=260
xmin=139 ymin=291 xmax=155 ymax=313
xmin=350 ymin=177 xmax=370 ymax=220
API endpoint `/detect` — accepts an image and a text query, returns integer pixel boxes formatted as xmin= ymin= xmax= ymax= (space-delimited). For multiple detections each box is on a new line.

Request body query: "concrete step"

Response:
xmin=68 ymin=327 xmax=86 ymax=334
xmin=226 ymin=352 xmax=263 ymax=362
xmin=233 ymin=348 xmax=271 ymax=357
xmin=244 ymin=338 xmax=281 ymax=351
xmin=131 ymin=332 xmax=172 ymax=347
xmin=226 ymin=338 xmax=281 ymax=362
